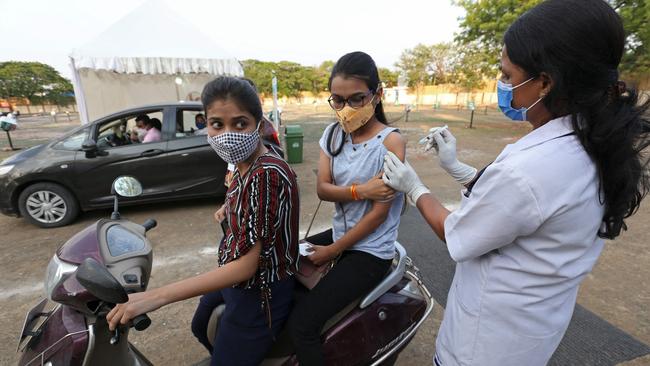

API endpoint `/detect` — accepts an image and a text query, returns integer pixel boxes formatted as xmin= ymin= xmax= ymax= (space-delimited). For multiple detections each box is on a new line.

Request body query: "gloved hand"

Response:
xmin=430 ymin=129 xmax=477 ymax=185
xmin=382 ymin=151 xmax=430 ymax=206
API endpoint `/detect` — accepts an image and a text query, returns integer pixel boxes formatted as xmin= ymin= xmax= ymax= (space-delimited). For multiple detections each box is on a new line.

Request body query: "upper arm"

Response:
xmin=235 ymin=241 xmax=262 ymax=279
xmin=367 ymin=131 xmax=407 ymax=217
xmin=317 ymin=149 xmax=333 ymax=187
xmin=245 ymin=168 xmax=288 ymax=243
xmin=383 ymin=131 xmax=406 ymax=162
xmin=444 ymin=164 xmax=543 ymax=262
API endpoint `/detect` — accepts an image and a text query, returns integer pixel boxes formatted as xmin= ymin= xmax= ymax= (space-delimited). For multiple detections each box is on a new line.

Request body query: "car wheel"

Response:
xmin=18 ymin=183 xmax=79 ymax=228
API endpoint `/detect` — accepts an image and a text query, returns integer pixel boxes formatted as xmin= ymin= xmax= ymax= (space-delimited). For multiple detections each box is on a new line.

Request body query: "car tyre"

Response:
xmin=18 ymin=183 xmax=79 ymax=228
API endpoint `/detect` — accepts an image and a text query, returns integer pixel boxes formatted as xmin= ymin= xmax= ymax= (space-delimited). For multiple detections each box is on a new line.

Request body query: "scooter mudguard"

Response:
xmin=19 ymin=305 xmax=88 ymax=366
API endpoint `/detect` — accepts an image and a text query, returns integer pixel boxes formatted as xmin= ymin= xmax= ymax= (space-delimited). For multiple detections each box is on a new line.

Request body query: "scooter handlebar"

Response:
xmin=133 ymin=314 xmax=151 ymax=331
xmin=142 ymin=219 xmax=157 ymax=232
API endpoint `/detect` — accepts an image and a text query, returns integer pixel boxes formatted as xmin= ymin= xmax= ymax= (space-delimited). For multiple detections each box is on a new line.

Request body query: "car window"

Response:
xmin=52 ymin=127 xmax=90 ymax=151
xmin=96 ymin=110 xmax=163 ymax=149
xmin=174 ymin=109 xmax=206 ymax=138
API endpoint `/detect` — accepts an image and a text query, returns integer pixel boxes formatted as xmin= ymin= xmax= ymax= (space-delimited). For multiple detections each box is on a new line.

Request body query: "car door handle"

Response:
xmin=140 ymin=149 xmax=165 ymax=157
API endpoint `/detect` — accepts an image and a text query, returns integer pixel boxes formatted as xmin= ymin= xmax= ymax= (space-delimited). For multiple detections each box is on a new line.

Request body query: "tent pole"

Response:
xmin=69 ymin=56 xmax=90 ymax=124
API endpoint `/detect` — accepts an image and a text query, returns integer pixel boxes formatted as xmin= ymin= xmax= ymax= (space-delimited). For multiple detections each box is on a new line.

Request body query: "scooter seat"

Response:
xmin=206 ymin=283 xmax=362 ymax=359
xmin=208 ymin=243 xmax=407 ymax=359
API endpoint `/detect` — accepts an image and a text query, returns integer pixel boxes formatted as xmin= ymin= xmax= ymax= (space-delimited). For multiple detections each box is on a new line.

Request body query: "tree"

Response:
xmin=241 ymin=59 xmax=275 ymax=95
xmin=454 ymin=0 xmax=650 ymax=81
xmin=378 ymin=67 xmax=399 ymax=88
xmin=450 ymin=44 xmax=489 ymax=91
xmin=394 ymin=44 xmax=435 ymax=105
xmin=0 ymin=61 xmax=73 ymax=105
xmin=453 ymin=0 xmax=542 ymax=76
xmin=314 ymin=60 xmax=334 ymax=93
xmin=610 ymin=0 xmax=650 ymax=78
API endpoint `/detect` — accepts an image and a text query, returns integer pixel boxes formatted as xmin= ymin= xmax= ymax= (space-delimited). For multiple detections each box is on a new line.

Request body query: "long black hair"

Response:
xmin=504 ymin=0 xmax=650 ymax=239
xmin=326 ymin=51 xmax=387 ymax=156
xmin=201 ymin=76 xmax=263 ymax=123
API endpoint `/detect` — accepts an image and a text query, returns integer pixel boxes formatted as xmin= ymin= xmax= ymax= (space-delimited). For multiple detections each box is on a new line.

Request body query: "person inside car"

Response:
xmin=130 ymin=114 xmax=150 ymax=143
xmin=194 ymin=113 xmax=208 ymax=135
xmin=142 ymin=117 xmax=162 ymax=143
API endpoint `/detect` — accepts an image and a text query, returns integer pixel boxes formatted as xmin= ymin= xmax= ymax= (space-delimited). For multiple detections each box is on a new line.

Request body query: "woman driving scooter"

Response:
xmin=107 ymin=76 xmax=300 ymax=365
xmin=381 ymin=1 xmax=650 ymax=365
xmin=288 ymin=51 xmax=406 ymax=365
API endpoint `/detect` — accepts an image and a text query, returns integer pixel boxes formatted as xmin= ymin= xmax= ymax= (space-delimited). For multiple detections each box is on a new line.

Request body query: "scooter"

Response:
xmin=17 ymin=176 xmax=434 ymax=366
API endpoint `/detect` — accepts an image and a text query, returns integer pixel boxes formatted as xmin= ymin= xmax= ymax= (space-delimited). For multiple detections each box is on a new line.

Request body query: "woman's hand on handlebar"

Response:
xmin=106 ymin=290 xmax=165 ymax=331
xmin=357 ymin=174 xmax=396 ymax=202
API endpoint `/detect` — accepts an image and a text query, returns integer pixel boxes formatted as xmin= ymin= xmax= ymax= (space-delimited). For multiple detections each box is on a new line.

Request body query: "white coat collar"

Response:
xmin=496 ymin=115 xmax=575 ymax=162
xmin=513 ymin=115 xmax=575 ymax=152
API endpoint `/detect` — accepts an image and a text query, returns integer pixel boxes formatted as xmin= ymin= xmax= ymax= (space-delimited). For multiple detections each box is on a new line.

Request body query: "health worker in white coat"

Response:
xmin=381 ymin=0 xmax=650 ymax=365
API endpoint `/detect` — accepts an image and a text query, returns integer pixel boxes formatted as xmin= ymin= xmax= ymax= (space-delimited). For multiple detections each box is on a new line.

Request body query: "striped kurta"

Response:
xmin=219 ymin=153 xmax=300 ymax=299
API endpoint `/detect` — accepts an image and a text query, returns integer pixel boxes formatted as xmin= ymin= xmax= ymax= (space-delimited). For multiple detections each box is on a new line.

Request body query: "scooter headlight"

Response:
xmin=44 ymin=255 xmax=78 ymax=300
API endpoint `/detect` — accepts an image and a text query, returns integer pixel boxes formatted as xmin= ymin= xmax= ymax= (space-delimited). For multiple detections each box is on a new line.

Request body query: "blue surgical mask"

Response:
xmin=497 ymin=78 xmax=543 ymax=121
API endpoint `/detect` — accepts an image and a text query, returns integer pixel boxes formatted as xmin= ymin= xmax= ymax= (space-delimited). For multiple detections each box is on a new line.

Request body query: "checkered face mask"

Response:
xmin=207 ymin=123 xmax=261 ymax=164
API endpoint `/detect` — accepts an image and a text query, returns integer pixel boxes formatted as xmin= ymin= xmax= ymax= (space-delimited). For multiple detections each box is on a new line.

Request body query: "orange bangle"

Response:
xmin=351 ymin=184 xmax=360 ymax=201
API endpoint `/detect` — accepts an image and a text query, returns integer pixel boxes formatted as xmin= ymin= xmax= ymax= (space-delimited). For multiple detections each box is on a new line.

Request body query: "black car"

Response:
xmin=0 ymin=102 xmax=282 ymax=228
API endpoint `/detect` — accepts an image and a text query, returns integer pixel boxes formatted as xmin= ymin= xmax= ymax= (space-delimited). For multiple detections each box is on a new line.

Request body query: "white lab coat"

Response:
xmin=436 ymin=115 xmax=605 ymax=366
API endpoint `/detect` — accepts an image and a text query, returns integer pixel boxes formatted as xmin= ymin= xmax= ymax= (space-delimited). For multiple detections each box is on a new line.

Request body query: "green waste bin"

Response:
xmin=284 ymin=125 xmax=303 ymax=164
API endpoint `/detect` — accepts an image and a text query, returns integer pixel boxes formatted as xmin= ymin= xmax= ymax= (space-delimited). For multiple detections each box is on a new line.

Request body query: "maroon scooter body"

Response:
xmin=18 ymin=221 xmax=103 ymax=366
xmin=18 ymin=216 xmax=433 ymax=366
xmin=19 ymin=306 xmax=88 ymax=366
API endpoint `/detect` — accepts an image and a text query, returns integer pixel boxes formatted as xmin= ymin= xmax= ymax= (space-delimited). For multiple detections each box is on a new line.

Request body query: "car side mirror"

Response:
xmin=82 ymin=139 xmax=97 ymax=152
xmin=76 ymin=258 xmax=128 ymax=304
xmin=82 ymin=139 xmax=98 ymax=158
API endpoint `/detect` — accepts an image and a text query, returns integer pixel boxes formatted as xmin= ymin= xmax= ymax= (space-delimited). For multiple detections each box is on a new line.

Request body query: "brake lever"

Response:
xmin=110 ymin=328 xmax=120 ymax=345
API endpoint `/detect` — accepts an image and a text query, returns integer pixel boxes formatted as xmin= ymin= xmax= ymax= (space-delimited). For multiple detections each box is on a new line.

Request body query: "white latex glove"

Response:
xmin=382 ymin=151 xmax=430 ymax=206
xmin=430 ymin=129 xmax=477 ymax=185
xmin=419 ymin=125 xmax=448 ymax=152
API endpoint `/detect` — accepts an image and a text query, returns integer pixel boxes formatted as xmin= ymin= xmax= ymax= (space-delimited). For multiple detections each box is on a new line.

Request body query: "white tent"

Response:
xmin=69 ymin=0 xmax=243 ymax=124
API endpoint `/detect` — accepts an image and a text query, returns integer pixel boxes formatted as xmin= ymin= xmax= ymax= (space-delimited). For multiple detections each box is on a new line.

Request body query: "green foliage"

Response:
xmin=378 ymin=67 xmax=399 ymax=88
xmin=450 ymin=44 xmax=490 ymax=90
xmin=242 ymin=59 xmax=334 ymax=99
xmin=453 ymin=0 xmax=542 ymax=74
xmin=394 ymin=43 xmax=436 ymax=87
xmin=0 ymin=61 xmax=73 ymax=105
xmin=454 ymin=0 xmax=650 ymax=81
xmin=610 ymin=0 xmax=650 ymax=77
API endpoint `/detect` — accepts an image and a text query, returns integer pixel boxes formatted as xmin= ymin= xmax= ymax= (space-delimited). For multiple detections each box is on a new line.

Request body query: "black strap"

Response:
xmin=464 ymin=164 xmax=491 ymax=197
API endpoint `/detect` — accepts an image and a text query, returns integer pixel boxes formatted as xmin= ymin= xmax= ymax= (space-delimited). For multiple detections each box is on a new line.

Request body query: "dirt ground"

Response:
xmin=1 ymin=105 xmax=649 ymax=365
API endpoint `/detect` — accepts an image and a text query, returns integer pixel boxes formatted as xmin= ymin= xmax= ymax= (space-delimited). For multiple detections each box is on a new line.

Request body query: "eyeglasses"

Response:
xmin=328 ymin=90 xmax=374 ymax=111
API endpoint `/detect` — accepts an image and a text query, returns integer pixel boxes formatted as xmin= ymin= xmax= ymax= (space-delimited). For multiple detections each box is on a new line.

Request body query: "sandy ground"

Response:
xmin=1 ymin=106 xmax=649 ymax=365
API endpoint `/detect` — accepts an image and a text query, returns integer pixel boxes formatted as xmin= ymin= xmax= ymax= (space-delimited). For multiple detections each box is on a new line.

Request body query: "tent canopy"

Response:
xmin=69 ymin=0 xmax=243 ymax=123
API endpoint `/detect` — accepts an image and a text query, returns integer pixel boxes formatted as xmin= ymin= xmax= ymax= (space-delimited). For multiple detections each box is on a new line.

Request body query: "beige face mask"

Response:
xmin=335 ymin=95 xmax=376 ymax=133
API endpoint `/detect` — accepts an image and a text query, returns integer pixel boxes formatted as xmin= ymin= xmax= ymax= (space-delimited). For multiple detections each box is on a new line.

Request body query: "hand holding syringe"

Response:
xmin=418 ymin=125 xmax=449 ymax=152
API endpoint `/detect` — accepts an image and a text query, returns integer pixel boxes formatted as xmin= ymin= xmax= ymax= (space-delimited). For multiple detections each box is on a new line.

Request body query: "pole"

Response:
xmin=272 ymin=71 xmax=280 ymax=132
xmin=469 ymin=109 xmax=475 ymax=129
xmin=5 ymin=131 xmax=15 ymax=150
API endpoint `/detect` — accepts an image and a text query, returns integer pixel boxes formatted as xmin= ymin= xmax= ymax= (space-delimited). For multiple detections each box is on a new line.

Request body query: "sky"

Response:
xmin=0 ymin=0 xmax=465 ymax=78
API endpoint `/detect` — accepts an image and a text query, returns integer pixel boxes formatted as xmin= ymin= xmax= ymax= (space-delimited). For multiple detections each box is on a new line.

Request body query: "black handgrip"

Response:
xmin=142 ymin=219 xmax=157 ymax=232
xmin=132 ymin=314 xmax=151 ymax=331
